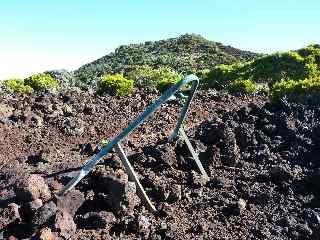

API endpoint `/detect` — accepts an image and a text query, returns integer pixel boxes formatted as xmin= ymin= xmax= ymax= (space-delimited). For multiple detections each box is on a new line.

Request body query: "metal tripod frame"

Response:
xmin=58 ymin=74 xmax=208 ymax=212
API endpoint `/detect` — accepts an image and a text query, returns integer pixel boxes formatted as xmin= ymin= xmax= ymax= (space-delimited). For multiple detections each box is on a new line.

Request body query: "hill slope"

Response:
xmin=73 ymin=34 xmax=260 ymax=87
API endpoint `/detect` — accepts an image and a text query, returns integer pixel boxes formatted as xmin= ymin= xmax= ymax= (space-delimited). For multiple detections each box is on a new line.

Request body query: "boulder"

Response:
xmin=37 ymin=227 xmax=55 ymax=240
xmin=0 ymin=203 xmax=20 ymax=229
xmin=97 ymin=173 xmax=140 ymax=215
xmin=54 ymin=210 xmax=77 ymax=239
xmin=77 ymin=211 xmax=115 ymax=229
xmin=55 ymin=189 xmax=85 ymax=217
xmin=32 ymin=201 xmax=57 ymax=228
xmin=14 ymin=174 xmax=51 ymax=202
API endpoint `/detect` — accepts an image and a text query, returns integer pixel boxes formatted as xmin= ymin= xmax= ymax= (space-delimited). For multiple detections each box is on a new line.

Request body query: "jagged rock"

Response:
xmin=0 ymin=203 xmax=20 ymax=229
xmin=54 ymin=209 xmax=77 ymax=239
xmin=38 ymin=150 xmax=52 ymax=163
xmin=83 ymin=104 xmax=96 ymax=115
xmin=207 ymin=177 xmax=226 ymax=189
xmin=302 ymin=209 xmax=320 ymax=228
xmin=48 ymin=180 xmax=63 ymax=194
xmin=62 ymin=105 xmax=73 ymax=116
xmin=136 ymin=215 xmax=151 ymax=237
xmin=255 ymin=144 xmax=272 ymax=163
xmin=235 ymin=123 xmax=254 ymax=148
xmin=198 ymin=119 xmax=222 ymax=144
xmin=37 ymin=227 xmax=55 ymax=240
xmin=80 ymin=143 xmax=96 ymax=156
xmin=22 ymin=199 xmax=43 ymax=219
xmin=56 ymin=189 xmax=85 ymax=217
xmin=77 ymin=211 xmax=115 ymax=229
xmin=235 ymin=198 xmax=247 ymax=215
xmin=167 ymin=184 xmax=182 ymax=202
xmin=32 ymin=201 xmax=57 ymax=228
xmin=14 ymin=174 xmax=51 ymax=202
xmin=31 ymin=114 xmax=43 ymax=127
xmin=190 ymin=171 xmax=208 ymax=188
xmin=269 ymin=166 xmax=292 ymax=182
xmin=97 ymin=173 xmax=140 ymax=215
xmin=142 ymin=144 xmax=177 ymax=169
xmin=219 ymin=123 xmax=240 ymax=166
xmin=63 ymin=118 xmax=85 ymax=136
xmin=292 ymin=224 xmax=313 ymax=238
xmin=0 ymin=103 xmax=13 ymax=119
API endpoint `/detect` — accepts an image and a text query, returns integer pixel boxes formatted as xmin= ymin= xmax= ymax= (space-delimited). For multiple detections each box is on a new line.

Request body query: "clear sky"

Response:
xmin=0 ymin=0 xmax=319 ymax=80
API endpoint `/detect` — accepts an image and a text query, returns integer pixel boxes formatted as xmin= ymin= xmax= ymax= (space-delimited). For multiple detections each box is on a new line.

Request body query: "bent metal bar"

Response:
xmin=58 ymin=74 xmax=208 ymax=212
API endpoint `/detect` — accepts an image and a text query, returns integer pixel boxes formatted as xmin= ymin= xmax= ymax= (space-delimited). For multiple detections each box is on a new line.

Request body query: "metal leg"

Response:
xmin=114 ymin=143 xmax=157 ymax=212
xmin=179 ymin=128 xmax=208 ymax=178
xmin=57 ymin=75 xmax=201 ymax=212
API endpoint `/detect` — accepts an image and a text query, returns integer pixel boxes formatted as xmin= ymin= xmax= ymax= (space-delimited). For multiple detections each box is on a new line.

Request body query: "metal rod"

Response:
xmin=58 ymin=75 xmax=200 ymax=205
xmin=179 ymin=128 xmax=208 ymax=178
xmin=114 ymin=143 xmax=157 ymax=212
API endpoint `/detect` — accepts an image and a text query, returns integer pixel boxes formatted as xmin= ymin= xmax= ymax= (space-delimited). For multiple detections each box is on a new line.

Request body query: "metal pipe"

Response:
xmin=58 ymin=74 xmax=202 ymax=196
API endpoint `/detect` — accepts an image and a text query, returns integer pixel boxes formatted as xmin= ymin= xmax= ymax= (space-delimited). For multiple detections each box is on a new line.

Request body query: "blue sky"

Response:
xmin=0 ymin=0 xmax=319 ymax=79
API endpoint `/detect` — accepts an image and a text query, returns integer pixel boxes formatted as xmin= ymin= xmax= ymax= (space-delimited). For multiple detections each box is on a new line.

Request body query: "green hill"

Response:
xmin=73 ymin=34 xmax=259 ymax=87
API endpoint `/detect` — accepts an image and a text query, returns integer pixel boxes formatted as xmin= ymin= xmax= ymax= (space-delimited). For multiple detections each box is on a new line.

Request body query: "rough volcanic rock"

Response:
xmin=77 ymin=211 xmax=115 ymax=230
xmin=22 ymin=199 xmax=43 ymax=220
xmin=31 ymin=201 xmax=57 ymax=228
xmin=219 ymin=123 xmax=240 ymax=166
xmin=0 ymin=203 xmax=20 ymax=229
xmin=37 ymin=227 xmax=55 ymax=240
xmin=53 ymin=209 xmax=77 ymax=239
xmin=96 ymin=172 xmax=140 ymax=215
xmin=55 ymin=189 xmax=85 ymax=217
xmin=235 ymin=123 xmax=254 ymax=148
xmin=4 ymin=89 xmax=320 ymax=239
xmin=14 ymin=174 xmax=51 ymax=202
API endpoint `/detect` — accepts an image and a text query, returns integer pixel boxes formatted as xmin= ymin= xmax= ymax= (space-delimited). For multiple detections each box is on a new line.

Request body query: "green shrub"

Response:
xmin=126 ymin=65 xmax=182 ymax=89
xmin=25 ymin=73 xmax=59 ymax=91
xmin=250 ymin=51 xmax=307 ymax=84
xmin=98 ymin=74 xmax=134 ymax=96
xmin=227 ymin=79 xmax=257 ymax=94
xmin=206 ymin=62 xmax=249 ymax=90
xmin=126 ymin=65 xmax=157 ymax=87
xmin=270 ymin=77 xmax=320 ymax=104
xmin=195 ymin=68 xmax=211 ymax=89
xmin=45 ymin=69 xmax=77 ymax=88
xmin=151 ymin=67 xmax=181 ymax=92
xmin=205 ymin=45 xmax=320 ymax=89
xmin=156 ymin=78 xmax=180 ymax=92
xmin=3 ymin=78 xmax=34 ymax=94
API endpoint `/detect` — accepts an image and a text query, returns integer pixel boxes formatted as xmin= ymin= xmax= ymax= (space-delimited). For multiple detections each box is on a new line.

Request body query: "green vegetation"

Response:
xmin=194 ymin=68 xmax=211 ymax=88
xmin=154 ymin=67 xmax=182 ymax=91
xmin=74 ymin=34 xmax=259 ymax=86
xmin=227 ymin=79 xmax=257 ymax=94
xmin=126 ymin=65 xmax=182 ymax=91
xmin=126 ymin=65 xmax=157 ymax=87
xmin=126 ymin=65 xmax=182 ymax=88
xmin=3 ymin=78 xmax=34 ymax=94
xmin=156 ymin=78 xmax=180 ymax=92
xmin=205 ymin=63 xmax=248 ymax=90
xmin=1 ymin=34 xmax=319 ymax=106
xmin=205 ymin=45 xmax=320 ymax=90
xmin=270 ymin=77 xmax=320 ymax=104
xmin=25 ymin=73 xmax=59 ymax=91
xmin=45 ymin=69 xmax=77 ymax=88
xmin=97 ymin=74 xmax=134 ymax=96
